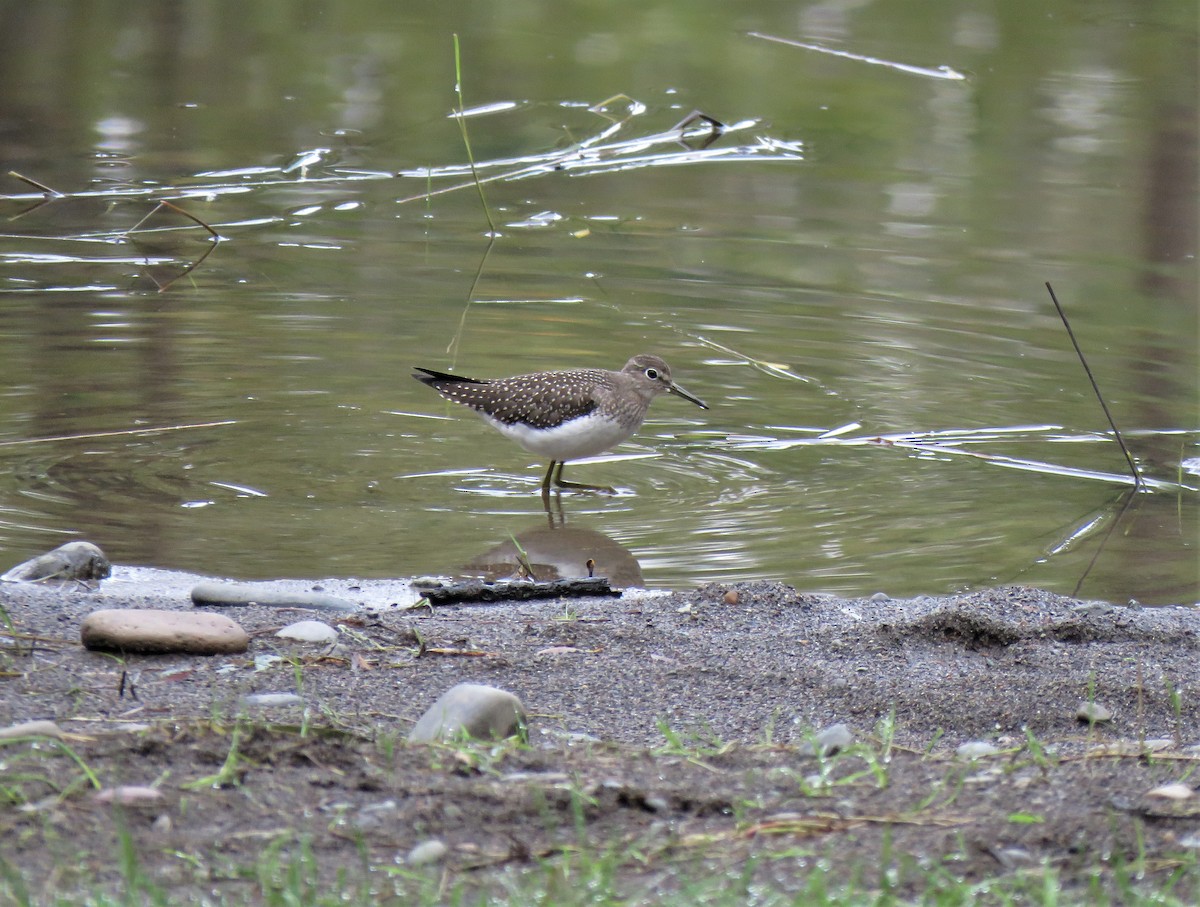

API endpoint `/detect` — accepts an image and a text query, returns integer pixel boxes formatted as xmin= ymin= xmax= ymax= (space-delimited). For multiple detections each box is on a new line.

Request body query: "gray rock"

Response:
xmin=275 ymin=620 xmax=338 ymax=644
xmin=0 ymin=720 xmax=63 ymax=740
xmin=191 ymin=581 xmax=357 ymax=612
xmin=407 ymin=682 xmax=527 ymax=743
xmin=81 ymin=609 xmax=249 ymax=655
xmin=2 ymin=541 xmax=110 ymax=583
xmin=1076 ymin=702 xmax=1113 ymax=723
xmin=799 ymin=723 xmax=853 ymax=756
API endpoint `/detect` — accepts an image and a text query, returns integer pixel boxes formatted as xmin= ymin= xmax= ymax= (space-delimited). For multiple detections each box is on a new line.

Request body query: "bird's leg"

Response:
xmin=541 ymin=461 xmax=558 ymax=501
xmin=552 ymin=461 xmax=617 ymax=495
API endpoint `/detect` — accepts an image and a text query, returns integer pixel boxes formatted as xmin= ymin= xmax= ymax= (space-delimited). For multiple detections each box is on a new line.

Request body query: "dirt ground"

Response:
xmin=2 ymin=570 xmax=1199 ymax=902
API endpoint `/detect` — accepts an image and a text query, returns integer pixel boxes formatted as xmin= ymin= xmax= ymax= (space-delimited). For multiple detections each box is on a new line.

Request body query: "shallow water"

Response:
xmin=0 ymin=1 xmax=1196 ymax=603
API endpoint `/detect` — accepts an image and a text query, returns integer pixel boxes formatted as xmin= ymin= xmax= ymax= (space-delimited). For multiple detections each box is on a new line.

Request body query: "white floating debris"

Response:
xmin=818 ymin=422 xmax=862 ymax=439
xmin=448 ymin=100 xmax=520 ymax=118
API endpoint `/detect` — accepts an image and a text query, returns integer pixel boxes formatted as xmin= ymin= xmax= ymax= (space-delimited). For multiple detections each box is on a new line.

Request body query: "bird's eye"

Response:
xmin=645 ymin=368 xmax=659 ymax=380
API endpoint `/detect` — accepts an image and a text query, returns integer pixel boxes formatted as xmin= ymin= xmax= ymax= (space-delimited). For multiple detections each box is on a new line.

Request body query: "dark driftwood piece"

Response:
xmin=420 ymin=577 xmax=619 ymax=606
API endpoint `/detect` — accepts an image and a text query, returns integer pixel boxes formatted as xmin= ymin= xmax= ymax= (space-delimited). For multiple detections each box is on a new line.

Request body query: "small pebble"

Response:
xmin=350 ymin=800 xmax=399 ymax=832
xmin=275 ymin=620 xmax=338 ymax=644
xmin=723 ymin=590 xmax=739 ymax=605
xmin=869 ymin=592 xmax=890 ymax=603
xmin=799 ymin=723 xmax=853 ymax=756
xmin=406 ymin=839 xmax=448 ymax=866
xmin=644 ymin=795 xmax=670 ymax=813
xmin=1146 ymin=783 xmax=1194 ymax=800
xmin=992 ymin=847 xmax=1035 ymax=868
xmin=362 ymin=799 xmax=399 ymax=816
xmin=1076 ymin=702 xmax=1113 ymax=723
xmin=95 ymin=786 xmax=164 ymax=806
xmin=956 ymin=741 xmax=1001 ymax=759
xmin=546 ymin=730 xmax=602 ymax=746
xmin=536 ymin=646 xmax=580 ymax=656
xmin=1143 ymin=738 xmax=1175 ymax=750
xmin=242 ymin=693 xmax=304 ymax=708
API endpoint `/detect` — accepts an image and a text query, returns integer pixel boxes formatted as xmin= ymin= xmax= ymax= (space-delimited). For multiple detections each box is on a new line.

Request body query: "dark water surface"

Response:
xmin=0 ymin=2 xmax=1196 ymax=604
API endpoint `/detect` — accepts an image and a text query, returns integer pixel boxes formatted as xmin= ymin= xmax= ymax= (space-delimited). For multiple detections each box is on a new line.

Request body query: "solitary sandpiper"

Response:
xmin=413 ymin=354 xmax=708 ymax=496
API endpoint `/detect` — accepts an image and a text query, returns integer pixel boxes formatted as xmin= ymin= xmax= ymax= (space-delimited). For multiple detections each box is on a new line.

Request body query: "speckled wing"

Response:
xmin=413 ymin=367 xmax=608 ymax=430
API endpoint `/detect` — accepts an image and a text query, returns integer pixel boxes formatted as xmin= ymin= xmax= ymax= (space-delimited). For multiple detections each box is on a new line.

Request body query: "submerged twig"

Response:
xmin=124 ymin=199 xmax=221 ymax=292
xmin=1045 ymin=282 xmax=1142 ymax=491
xmin=1069 ymin=487 xmax=1139 ymax=598
xmin=7 ymin=171 xmax=64 ymax=197
xmin=747 ymin=31 xmax=967 ymax=81
xmin=5 ymin=171 xmax=63 ymax=219
xmin=672 ymin=111 xmax=725 ymax=151
xmin=126 ymin=199 xmax=219 ymax=242
xmin=0 ymin=420 xmax=236 ymax=450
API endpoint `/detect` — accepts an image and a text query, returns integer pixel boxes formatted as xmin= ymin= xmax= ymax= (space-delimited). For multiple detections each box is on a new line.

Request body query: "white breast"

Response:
xmin=484 ymin=411 xmax=638 ymax=461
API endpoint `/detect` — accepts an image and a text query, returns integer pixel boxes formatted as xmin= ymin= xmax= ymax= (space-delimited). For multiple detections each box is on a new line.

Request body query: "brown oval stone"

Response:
xmin=81 ymin=609 xmax=249 ymax=655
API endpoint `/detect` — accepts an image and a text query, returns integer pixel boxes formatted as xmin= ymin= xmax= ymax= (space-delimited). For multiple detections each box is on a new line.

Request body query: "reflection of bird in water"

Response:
xmin=413 ymin=354 xmax=706 ymax=498
xmin=464 ymin=526 xmax=644 ymax=589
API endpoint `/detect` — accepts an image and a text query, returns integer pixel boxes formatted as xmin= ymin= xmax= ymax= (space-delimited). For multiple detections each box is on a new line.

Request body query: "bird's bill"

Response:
xmin=669 ymin=382 xmax=708 ymax=410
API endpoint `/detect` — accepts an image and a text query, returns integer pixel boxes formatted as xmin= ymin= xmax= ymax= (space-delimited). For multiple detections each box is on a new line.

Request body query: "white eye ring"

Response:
xmin=645 ymin=368 xmax=659 ymax=380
